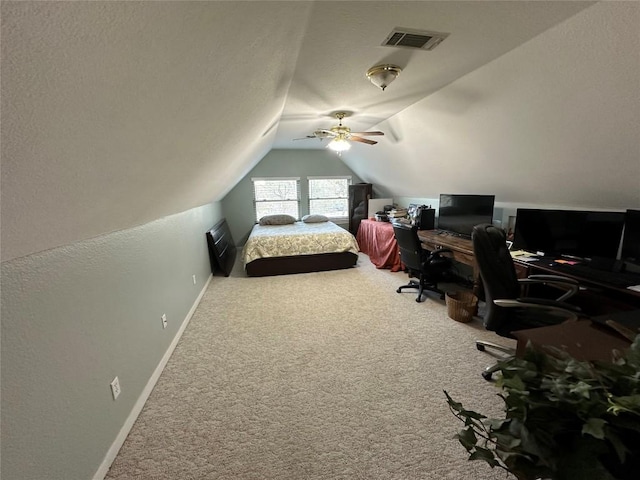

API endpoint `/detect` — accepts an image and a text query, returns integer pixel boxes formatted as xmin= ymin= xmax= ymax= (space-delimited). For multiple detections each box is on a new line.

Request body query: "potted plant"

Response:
xmin=445 ymin=335 xmax=640 ymax=480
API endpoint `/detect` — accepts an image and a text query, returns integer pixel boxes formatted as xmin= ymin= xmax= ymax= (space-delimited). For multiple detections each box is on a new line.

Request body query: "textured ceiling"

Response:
xmin=0 ymin=1 xmax=606 ymax=261
xmin=272 ymin=1 xmax=594 ymax=148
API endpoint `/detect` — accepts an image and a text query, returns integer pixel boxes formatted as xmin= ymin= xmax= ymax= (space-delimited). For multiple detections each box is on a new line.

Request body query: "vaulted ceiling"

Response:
xmin=271 ymin=1 xmax=593 ymax=150
xmin=4 ymin=1 xmax=638 ymax=263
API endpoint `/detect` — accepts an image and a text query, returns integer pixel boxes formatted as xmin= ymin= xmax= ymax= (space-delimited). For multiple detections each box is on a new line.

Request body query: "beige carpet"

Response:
xmin=105 ymin=253 xmax=514 ymax=479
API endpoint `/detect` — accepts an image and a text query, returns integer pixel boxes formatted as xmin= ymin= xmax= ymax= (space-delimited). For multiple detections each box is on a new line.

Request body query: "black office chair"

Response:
xmin=472 ymin=224 xmax=582 ymax=380
xmin=393 ymin=223 xmax=453 ymax=302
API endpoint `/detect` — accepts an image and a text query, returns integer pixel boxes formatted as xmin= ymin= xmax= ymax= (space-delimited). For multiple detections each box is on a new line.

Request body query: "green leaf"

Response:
xmin=493 ymin=432 xmax=521 ymax=449
xmin=626 ymin=334 xmax=640 ymax=368
xmin=569 ymin=381 xmax=592 ymax=399
xmin=607 ymin=394 xmax=640 ymax=415
xmin=501 ymin=375 xmax=527 ymax=393
xmin=457 ymin=406 xmax=487 ymax=420
xmin=469 ymin=447 xmax=499 ymax=467
xmin=582 ymin=418 xmax=606 ymax=439
xmin=488 ymin=418 xmax=508 ymax=431
xmin=443 ymin=390 xmax=463 ymax=412
xmin=509 ymin=419 xmax=553 ymax=467
xmin=457 ymin=427 xmax=477 ymax=451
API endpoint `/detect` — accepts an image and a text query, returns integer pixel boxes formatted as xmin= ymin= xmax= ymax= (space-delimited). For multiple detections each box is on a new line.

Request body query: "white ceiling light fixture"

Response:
xmin=328 ymin=135 xmax=351 ymax=153
xmin=366 ymin=64 xmax=402 ymax=91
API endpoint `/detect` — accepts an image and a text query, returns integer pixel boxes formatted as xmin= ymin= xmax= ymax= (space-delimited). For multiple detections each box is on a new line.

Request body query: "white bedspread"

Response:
xmin=242 ymin=221 xmax=359 ymax=265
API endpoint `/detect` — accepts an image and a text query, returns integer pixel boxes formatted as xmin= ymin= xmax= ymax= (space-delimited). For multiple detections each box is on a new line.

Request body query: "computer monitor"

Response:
xmin=621 ymin=209 xmax=640 ymax=266
xmin=437 ymin=194 xmax=495 ymax=238
xmin=512 ymin=209 xmax=626 ymax=259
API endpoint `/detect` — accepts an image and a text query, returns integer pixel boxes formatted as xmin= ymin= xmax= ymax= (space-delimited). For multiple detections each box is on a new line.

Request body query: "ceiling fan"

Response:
xmin=294 ymin=112 xmax=384 ymax=152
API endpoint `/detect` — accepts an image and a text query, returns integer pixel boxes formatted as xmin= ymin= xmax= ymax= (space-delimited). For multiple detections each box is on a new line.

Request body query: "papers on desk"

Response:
xmin=555 ymin=259 xmax=579 ymax=265
xmin=510 ymin=250 xmax=536 ymax=257
xmin=510 ymin=250 xmax=540 ymax=262
xmin=627 ymin=285 xmax=640 ymax=292
xmin=514 ymin=256 xmax=540 ymax=262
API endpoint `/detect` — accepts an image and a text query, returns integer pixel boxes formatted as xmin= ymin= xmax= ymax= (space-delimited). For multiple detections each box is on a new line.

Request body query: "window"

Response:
xmin=308 ymin=176 xmax=351 ymax=220
xmin=252 ymin=177 xmax=300 ymax=221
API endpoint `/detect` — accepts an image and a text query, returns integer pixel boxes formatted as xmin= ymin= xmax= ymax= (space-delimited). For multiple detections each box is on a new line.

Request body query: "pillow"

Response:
xmin=302 ymin=214 xmax=329 ymax=223
xmin=259 ymin=214 xmax=297 ymax=226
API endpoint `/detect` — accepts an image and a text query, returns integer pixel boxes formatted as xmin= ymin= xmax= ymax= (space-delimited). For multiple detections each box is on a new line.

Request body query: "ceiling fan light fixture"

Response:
xmin=328 ymin=137 xmax=351 ymax=152
xmin=366 ymin=64 xmax=402 ymax=91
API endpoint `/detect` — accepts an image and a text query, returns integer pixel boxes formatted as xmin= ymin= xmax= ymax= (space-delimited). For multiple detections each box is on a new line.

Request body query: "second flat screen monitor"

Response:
xmin=512 ymin=209 xmax=625 ymax=259
xmin=437 ymin=194 xmax=495 ymax=238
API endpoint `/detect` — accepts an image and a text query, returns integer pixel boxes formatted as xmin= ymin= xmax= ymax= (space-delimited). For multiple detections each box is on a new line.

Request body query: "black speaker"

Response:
xmin=416 ymin=208 xmax=435 ymax=230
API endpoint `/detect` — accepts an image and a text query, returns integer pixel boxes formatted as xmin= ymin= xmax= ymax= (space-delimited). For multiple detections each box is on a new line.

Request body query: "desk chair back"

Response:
xmin=393 ymin=223 xmax=451 ymax=274
xmin=472 ymin=224 xmax=521 ymax=332
xmin=393 ymin=223 xmax=424 ymax=272
xmin=392 ymin=223 xmax=452 ymax=302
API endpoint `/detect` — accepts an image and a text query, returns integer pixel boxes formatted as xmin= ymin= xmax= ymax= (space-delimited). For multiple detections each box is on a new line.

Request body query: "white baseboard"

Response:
xmin=93 ymin=273 xmax=213 ymax=480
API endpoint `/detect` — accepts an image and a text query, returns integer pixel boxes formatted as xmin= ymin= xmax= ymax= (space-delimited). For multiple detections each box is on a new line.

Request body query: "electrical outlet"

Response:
xmin=192 ymin=274 xmax=197 ymax=285
xmin=110 ymin=376 xmax=121 ymax=400
xmin=161 ymin=313 xmax=168 ymax=329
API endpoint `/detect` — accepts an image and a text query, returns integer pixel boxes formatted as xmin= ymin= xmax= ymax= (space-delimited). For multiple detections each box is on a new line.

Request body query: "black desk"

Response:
xmin=513 ymin=319 xmax=634 ymax=362
xmin=514 ymin=257 xmax=640 ymax=314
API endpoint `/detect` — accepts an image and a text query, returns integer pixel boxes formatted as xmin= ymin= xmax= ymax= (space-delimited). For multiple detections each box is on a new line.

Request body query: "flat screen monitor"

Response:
xmin=512 ymin=209 xmax=625 ymax=259
xmin=437 ymin=194 xmax=495 ymax=238
xmin=621 ymin=209 xmax=640 ymax=266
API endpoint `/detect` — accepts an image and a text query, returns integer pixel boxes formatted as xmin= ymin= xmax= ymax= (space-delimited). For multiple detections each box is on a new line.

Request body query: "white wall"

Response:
xmin=0 ymin=1 xmax=311 ymax=263
xmin=343 ymin=2 xmax=640 ymax=211
xmin=1 ymin=203 xmax=222 ymax=480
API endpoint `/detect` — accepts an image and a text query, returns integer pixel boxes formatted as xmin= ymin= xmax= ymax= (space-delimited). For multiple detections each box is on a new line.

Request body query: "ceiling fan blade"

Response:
xmin=317 ymin=129 xmax=337 ymax=137
xmin=349 ymin=131 xmax=385 ymax=136
xmin=350 ymin=136 xmax=377 ymax=145
xmin=292 ymin=135 xmax=320 ymax=141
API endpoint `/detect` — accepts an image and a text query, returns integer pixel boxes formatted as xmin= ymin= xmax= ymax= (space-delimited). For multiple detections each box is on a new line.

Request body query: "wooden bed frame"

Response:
xmin=208 ymin=218 xmax=358 ymax=277
xmin=206 ymin=218 xmax=237 ymax=277
xmin=245 ymin=251 xmax=358 ymax=277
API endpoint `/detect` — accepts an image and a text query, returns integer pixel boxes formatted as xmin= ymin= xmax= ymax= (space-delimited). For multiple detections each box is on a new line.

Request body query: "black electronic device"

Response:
xmin=512 ymin=209 xmax=626 ymax=260
xmin=621 ymin=209 xmax=640 ymax=267
xmin=437 ymin=194 xmax=495 ymax=238
xmin=416 ymin=207 xmax=435 ymax=230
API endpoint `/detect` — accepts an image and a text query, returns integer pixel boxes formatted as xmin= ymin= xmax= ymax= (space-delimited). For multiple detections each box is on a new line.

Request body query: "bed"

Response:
xmin=242 ymin=219 xmax=359 ymax=277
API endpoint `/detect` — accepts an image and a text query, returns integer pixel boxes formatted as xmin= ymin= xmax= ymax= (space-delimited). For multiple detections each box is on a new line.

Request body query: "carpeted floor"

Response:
xmin=105 ymin=253 xmax=515 ymax=479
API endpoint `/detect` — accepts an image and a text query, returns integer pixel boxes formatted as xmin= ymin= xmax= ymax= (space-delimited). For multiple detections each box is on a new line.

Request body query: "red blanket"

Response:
xmin=356 ymin=219 xmax=403 ymax=272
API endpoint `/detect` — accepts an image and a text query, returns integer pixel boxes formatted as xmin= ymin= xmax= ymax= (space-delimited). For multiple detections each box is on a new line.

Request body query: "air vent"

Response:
xmin=382 ymin=28 xmax=449 ymax=51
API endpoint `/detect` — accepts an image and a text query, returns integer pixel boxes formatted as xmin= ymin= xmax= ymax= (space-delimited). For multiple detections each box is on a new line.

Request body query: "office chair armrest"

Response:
xmin=526 ymin=274 xmax=579 ymax=285
xmin=421 ymin=247 xmax=452 ymax=262
xmin=427 ymin=247 xmax=453 ymax=258
xmin=518 ymin=274 xmax=580 ymax=302
xmin=517 ymin=296 xmax=582 ymax=312
xmin=493 ymin=299 xmax=580 ymax=321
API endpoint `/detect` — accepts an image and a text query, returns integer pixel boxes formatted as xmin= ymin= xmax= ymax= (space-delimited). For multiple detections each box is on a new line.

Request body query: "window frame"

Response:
xmin=307 ymin=176 xmax=352 ymax=222
xmin=251 ymin=177 xmax=301 ymax=222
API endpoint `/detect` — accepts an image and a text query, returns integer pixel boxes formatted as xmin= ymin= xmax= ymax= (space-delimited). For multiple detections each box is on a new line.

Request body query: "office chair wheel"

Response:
xmin=415 ymin=296 xmax=423 ymax=303
xmin=476 ymin=343 xmax=486 ymax=352
xmin=482 ymin=370 xmax=493 ymax=381
xmin=396 ymin=288 xmax=401 ymax=293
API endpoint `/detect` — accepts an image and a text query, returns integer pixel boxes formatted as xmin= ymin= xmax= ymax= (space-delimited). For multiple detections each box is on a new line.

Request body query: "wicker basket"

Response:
xmin=445 ymin=291 xmax=478 ymax=323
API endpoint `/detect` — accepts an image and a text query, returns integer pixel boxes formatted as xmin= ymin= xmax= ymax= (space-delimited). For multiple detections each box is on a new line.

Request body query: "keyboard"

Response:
xmin=552 ymin=263 xmax=640 ymax=288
